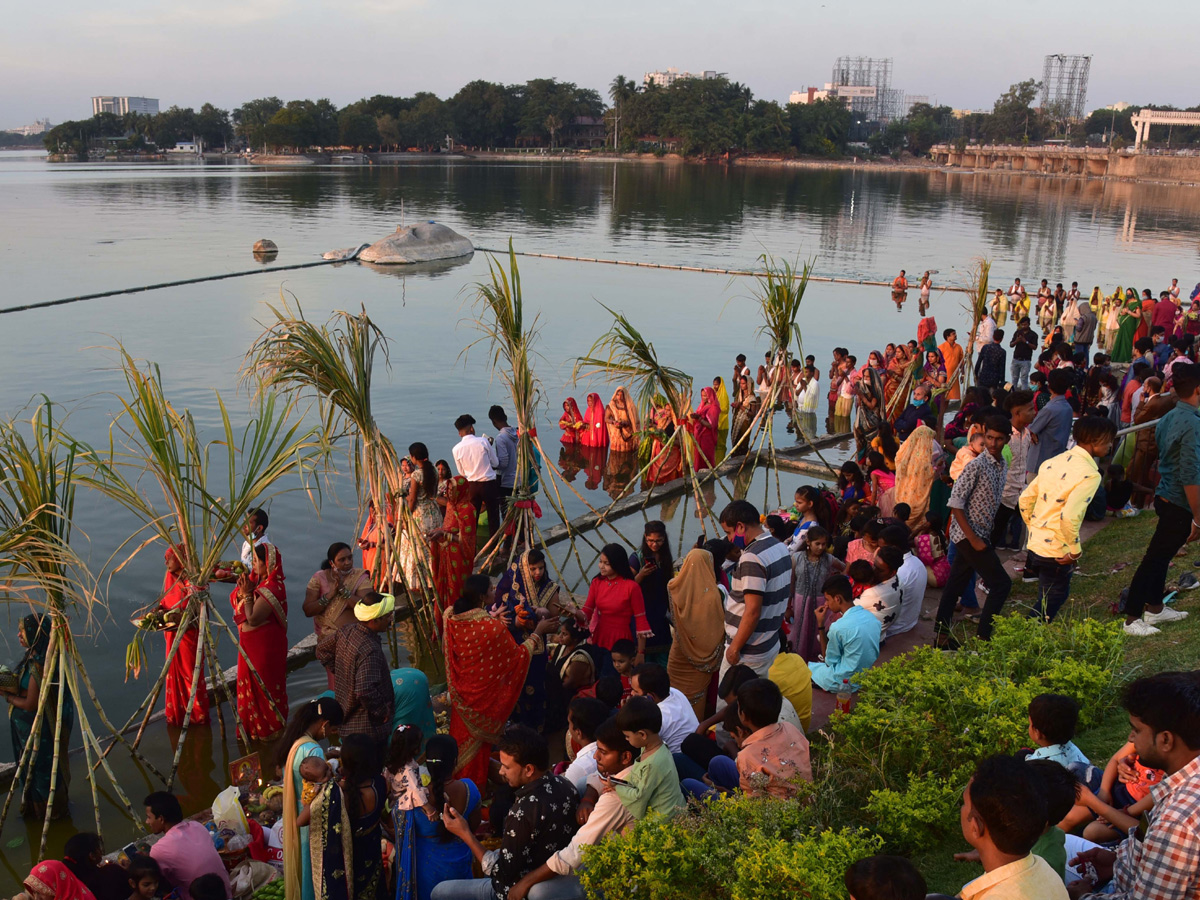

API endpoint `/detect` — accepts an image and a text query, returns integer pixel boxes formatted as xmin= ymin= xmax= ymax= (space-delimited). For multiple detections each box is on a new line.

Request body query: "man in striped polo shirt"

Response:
xmin=718 ymin=500 xmax=792 ymax=678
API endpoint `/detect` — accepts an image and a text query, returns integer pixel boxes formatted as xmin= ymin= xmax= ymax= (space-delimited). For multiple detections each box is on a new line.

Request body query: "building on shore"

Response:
xmin=92 ymin=96 xmax=160 ymax=116
xmin=644 ymin=68 xmax=718 ymax=89
xmin=9 ymin=118 xmax=52 ymax=136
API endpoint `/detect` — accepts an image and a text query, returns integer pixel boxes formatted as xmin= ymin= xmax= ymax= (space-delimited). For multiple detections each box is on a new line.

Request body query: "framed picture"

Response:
xmin=229 ymin=753 xmax=262 ymax=789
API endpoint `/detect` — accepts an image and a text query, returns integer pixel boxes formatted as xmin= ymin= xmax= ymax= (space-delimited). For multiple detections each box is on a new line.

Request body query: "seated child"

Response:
xmin=190 ymin=873 xmax=229 ymax=900
xmin=1026 ymin=694 xmax=1092 ymax=778
xmin=846 ymin=559 xmax=876 ymax=601
xmin=608 ymin=639 xmax=638 ymax=693
xmin=845 ymin=518 xmax=883 ymax=566
xmin=890 ymin=503 xmax=911 ymax=527
xmin=1059 ymin=739 xmax=1162 ymax=840
xmin=949 ymin=430 xmax=986 ymax=481
xmin=809 ymin=575 xmax=881 ymax=693
xmin=385 ymin=724 xmax=436 ymax=819
xmin=1026 ymin=759 xmax=1080 ymax=879
xmin=677 ymin=700 xmax=751 ymax=799
xmin=855 ymin=546 xmax=903 ymax=638
xmin=844 ymin=855 xmax=927 ymax=900
xmin=609 ymin=695 xmax=685 ymax=818
xmin=733 ymin=678 xmax=812 ymax=799
xmin=126 ymin=855 xmax=161 ymax=900
xmin=913 ymin=512 xmax=950 ymax=588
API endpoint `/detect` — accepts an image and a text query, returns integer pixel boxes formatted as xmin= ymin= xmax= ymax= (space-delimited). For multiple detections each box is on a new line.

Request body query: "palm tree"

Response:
xmin=545 ymin=114 xmax=563 ymax=149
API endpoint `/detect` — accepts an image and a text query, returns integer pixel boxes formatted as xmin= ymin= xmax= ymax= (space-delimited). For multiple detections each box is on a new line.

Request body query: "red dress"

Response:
xmin=581 ymin=576 xmax=652 ymax=650
xmin=559 ymin=398 xmax=585 ymax=444
xmin=691 ymin=388 xmax=720 ymax=469
xmin=160 ymin=572 xmax=209 ymax=727
xmin=581 ymin=393 xmax=609 ymax=449
xmin=432 ymin=476 xmax=478 ymax=618
xmin=232 ymin=544 xmax=289 ymax=741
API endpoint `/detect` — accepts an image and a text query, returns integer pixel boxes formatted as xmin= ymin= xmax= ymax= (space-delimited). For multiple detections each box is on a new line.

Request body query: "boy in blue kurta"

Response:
xmin=809 ymin=574 xmax=881 ymax=692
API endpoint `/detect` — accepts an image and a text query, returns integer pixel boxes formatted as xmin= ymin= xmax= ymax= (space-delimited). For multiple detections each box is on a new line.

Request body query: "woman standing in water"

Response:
xmin=2 ymin=614 xmax=74 ymax=819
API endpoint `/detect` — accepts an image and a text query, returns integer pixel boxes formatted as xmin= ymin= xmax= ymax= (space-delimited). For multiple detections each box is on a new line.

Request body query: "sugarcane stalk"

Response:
xmin=39 ymin=630 xmax=69 ymax=857
xmin=0 ymin=632 xmax=58 ymax=833
xmin=166 ymin=599 xmax=209 ymax=788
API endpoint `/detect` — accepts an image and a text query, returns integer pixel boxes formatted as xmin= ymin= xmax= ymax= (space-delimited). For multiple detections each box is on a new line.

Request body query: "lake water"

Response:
xmin=0 ymin=148 xmax=1197 ymax=877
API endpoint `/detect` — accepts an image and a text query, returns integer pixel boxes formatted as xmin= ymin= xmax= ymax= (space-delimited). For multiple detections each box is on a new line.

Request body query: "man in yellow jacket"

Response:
xmin=1019 ymin=416 xmax=1118 ymax=622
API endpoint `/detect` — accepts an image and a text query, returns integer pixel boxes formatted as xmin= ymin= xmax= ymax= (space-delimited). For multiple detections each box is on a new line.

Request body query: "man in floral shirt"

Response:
xmin=438 ymin=725 xmax=578 ymax=900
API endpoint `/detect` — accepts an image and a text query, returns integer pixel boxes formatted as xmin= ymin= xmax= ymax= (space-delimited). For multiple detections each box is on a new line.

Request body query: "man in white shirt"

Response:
xmin=506 ymin=720 xmax=636 ymax=900
xmin=451 ymin=413 xmax=501 ymax=541
xmin=631 ymin=663 xmax=699 ymax=754
xmin=240 ymin=508 xmax=270 ymax=568
xmin=879 ymin=527 xmax=925 ymax=637
xmin=561 ymin=696 xmax=608 ymax=795
xmin=972 ymin=310 xmax=996 ymax=354
xmin=858 ymin=546 xmax=904 ymax=639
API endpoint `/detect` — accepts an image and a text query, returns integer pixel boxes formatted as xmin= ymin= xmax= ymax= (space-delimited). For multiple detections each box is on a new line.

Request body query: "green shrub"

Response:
xmin=733 ymin=828 xmax=883 ymax=900
xmin=865 ymin=773 xmax=964 ymax=851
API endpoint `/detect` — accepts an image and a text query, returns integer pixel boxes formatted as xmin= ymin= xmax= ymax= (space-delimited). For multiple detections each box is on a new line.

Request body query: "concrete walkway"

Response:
xmin=808 ymin=517 xmax=1114 ymax=731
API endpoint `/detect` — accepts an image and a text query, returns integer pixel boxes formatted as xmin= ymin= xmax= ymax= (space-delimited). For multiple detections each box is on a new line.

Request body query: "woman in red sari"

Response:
xmin=232 ymin=542 xmax=289 ymax=741
xmin=580 ymin=393 xmax=608 ymax=449
xmin=431 ymin=476 xmax=478 ymax=617
xmin=559 ymin=398 xmax=585 ymax=444
xmin=443 ymin=574 xmax=555 ymax=788
xmin=647 ymin=405 xmax=683 ymax=484
xmin=160 ymin=544 xmax=208 ymax=727
xmin=690 ymin=387 xmax=720 ymax=469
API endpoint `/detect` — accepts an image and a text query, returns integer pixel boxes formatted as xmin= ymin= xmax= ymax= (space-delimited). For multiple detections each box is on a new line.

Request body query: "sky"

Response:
xmin=4 ymin=0 xmax=1198 ymax=128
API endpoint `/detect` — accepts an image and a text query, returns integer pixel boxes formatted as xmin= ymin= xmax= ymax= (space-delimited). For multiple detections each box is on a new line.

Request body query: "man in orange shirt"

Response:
xmin=939 ymin=328 xmax=965 ymax=402
xmin=892 ymin=270 xmax=909 ymax=292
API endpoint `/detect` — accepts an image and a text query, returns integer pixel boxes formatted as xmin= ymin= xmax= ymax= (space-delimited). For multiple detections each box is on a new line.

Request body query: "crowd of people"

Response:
xmin=7 ymin=274 xmax=1200 ymax=900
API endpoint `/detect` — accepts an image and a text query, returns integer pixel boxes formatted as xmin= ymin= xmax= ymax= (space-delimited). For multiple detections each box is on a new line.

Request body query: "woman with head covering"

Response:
xmin=893 ymin=424 xmax=938 ymax=530
xmin=2 ymin=614 xmax=74 ymax=819
xmin=647 ymin=404 xmax=683 ymax=484
xmin=159 ymin=544 xmax=208 ymax=727
xmin=916 ymin=316 xmax=938 ymax=354
xmin=604 ymin=387 xmax=640 ymax=453
xmin=232 ymin=542 xmax=289 ymax=740
xmin=431 ymin=476 xmax=477 ymax=617
xmin=730 ymin=373 xmax=760 ymax=449
xmin=492 ymin=548 xmax=561 ymax=730
xmin=444 ymin=575 xmax=557 ymax=787
xmin=558 ymin=398 xmax=585 ymax=444
xmin=1110 ymin=290 xmax=1142 ymax=363
xmin=278 ymin=697 xmax=344 ymax=900
xmin=665 ymin=548 xmax=726 ymax=719
xmin=883 ymin=344 xmax=914 ymax=420
xmin=853 ymin=355 xmax=886 ymax=455
xmin=580 ymin=393 xmax=608 ymax=449
xmin=17 ymin=861 xmax=96 ymax=900
xmin=690 ymin=387 xmax=720 ymax=469
xmin=713 ymin=377 xmax=730 ymax=431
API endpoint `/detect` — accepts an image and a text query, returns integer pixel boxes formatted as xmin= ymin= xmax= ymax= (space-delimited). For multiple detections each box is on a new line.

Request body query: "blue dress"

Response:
xmin=406 ymin=780 xmax=481 ymax=900
xmin=291 ymin=740 xmax=325 ymax=900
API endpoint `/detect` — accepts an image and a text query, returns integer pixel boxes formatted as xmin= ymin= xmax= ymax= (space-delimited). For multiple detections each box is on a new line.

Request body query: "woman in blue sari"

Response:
xmin=312 ymin=733 xmax=387 ymax=900
xmin=492 ymin=549 xmax=559 ymax=731
xmin=2 ymin=614 xmax=73 ymax=820
xmin=280 ymin=697 xmax=343 ymax=900
xmin=393 ymin=734 xmax=480 ymax=900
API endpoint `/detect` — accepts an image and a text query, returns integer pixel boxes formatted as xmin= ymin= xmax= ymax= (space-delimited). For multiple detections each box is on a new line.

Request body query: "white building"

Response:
xmin=1105 ymin=101 xmax=1132 ymax=112
xmin=644 ymin=68 xmax=718 ymax=88
xmin=789 ymin=84 xmax=871 ymax=106
xmin=9 ymin=118 xmax=52 ymax=136
xmin=92 ymin=96 xmax=160 ymax=116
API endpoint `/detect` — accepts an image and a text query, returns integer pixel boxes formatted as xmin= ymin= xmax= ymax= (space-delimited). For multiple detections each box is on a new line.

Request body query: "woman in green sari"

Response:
xmin=1109 ymin=293 xmax=1143 ymax=363
xmin=2 ymin=614 xmax=73 ymax=819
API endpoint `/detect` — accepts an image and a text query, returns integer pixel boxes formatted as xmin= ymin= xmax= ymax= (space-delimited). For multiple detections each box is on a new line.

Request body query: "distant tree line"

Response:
xmin=42 ymin=74 xmax=1200 ymax=160
xmin=1 ymin=131 xmax=46 ymax=148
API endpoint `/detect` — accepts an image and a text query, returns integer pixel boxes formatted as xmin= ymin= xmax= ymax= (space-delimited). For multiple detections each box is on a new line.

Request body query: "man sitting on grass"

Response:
xmin=1069 ymin=671 xmax=1200 ymax=899
xmin=956 ymin=755 xmax=1068 ymax=899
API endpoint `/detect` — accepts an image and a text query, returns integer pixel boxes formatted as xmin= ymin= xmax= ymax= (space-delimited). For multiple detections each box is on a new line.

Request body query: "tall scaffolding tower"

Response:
xmin=831 ymin=56 xmax=892 ymax=123
xmin=1040 ymin=54 xmax=1091 ymax=122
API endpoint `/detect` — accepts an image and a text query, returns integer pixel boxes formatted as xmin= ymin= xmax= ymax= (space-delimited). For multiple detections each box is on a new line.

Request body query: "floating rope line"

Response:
xmin=474 ymin=248 xmax=972 ymax=293
xmin=5 ymin=243 xmax=963 ymax=317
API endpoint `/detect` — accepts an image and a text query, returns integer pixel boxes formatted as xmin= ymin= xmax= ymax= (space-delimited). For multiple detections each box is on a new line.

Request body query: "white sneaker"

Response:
xmin=1145 ymin=607 xmax=1189 ymax=625
xmin=1123 ymin=619 xmax=1161 ymax=636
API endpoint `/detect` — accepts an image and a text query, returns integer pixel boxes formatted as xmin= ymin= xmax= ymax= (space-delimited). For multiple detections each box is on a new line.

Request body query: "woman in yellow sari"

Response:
xmin=666 ymin=549 xmax=725 ymax=718
xmin=894 ymin=424 xmax=937 ymax=530
xmin=713 ymin=377 xmax=730 ymax=431
xmin=605 ymin=386 xmax=640 ymax=453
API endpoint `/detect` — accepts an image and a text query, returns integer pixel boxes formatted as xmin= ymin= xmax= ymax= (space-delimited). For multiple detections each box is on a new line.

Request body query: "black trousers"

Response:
xmin=990 ymin=503 xmax=1022 ymax=549
xmin=1126 ymin=497 xmax=1192 ymax=619
xmin=1024 ymin=552 xmax=1075 ymax=621
xmin=467 ymin=478 xmax=502 ymax=541
xmin=935 ymin=538 xmax=1013 ymax=639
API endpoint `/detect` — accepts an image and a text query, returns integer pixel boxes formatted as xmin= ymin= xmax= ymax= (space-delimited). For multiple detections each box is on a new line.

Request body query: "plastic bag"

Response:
xmin=213 ymin=785 xmax=250 ymax=836
xmin=230 ymin=859 xmax=278 ymax=900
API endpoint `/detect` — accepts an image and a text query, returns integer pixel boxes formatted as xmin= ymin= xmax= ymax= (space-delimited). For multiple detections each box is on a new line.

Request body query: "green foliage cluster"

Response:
xmin=579 ymin=792 xmax=881 ymax=900
xmin=824 ymin=616 xmax=1125 ymax=850
xmin=578 ymin=617 xmax=1126 ymax=900
xmin=44 ymin=104 xmax=233 ymax=158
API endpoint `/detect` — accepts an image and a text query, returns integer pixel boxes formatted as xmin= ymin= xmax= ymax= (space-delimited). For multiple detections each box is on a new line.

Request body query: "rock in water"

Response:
xmin=253 ymin=239 xmax=278 ymax=253
xmin=358 ymin=223 xmax=473 ymax=265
